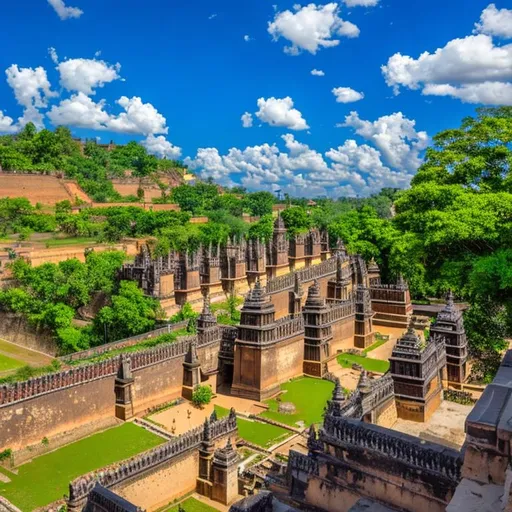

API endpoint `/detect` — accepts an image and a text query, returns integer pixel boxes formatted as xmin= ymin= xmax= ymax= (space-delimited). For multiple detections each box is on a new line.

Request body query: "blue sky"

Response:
xmin=1 ymin=0 xmax=511 ymax=197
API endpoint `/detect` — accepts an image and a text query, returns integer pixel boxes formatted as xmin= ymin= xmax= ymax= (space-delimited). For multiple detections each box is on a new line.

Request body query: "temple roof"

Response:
xmin=435 ymin=290 xmax=463 ymax=325
xmin=304 ymin=280 xmax=325 ymax=309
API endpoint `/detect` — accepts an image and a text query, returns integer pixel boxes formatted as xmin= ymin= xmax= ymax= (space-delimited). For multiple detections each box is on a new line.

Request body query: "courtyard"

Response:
xmin=0 ymin=422 xmax=164 ymax=511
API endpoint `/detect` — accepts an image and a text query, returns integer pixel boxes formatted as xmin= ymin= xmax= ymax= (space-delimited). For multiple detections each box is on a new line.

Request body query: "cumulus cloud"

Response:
xmin=47 ymin=92 xmax=110 ymax=129
xmin=343 ymin=0 xmax=379 ymax=5
xmin=107 ymin=96 xmax=168 ymax=135
xmin=268 ymin=3 xmax=359 ymax=55
xmin=57 ymin=57 xmax=121 ymax=95
xmin=475 ymin=4 xmax=512 ymax=39
xmin=244 ymin=35 xmax=252 ymax=42
xmin=5 ymin=65 xmax=57 ymax=129
xmin=241 ymin=112 xmax=253 ymax=128
xmin=341 ymin=111 xmax=429 ymax=171
xmin=0 ymin=111 xmax=18 ymax=134
xmin=255 ymin=97 xmax=309 ymax=130
xmin=48 ymin=47 xmax=59 ymax=64
xmin=47 ymin=0 xmax=83 ymax=20
xmin=332 ymin=86 xmax=364 ymax=103
xmin=311 ymin=69 xmax=325 ymax=76
xmin=47 ymin=93 xmax=169 ymax=136
xmin=382 ymin=5 xmax=512 ymax=105
xmin=185 ymin=111 xmax=429 ymax=198
xmin=142 ymin=135 xmax=182 ymax=159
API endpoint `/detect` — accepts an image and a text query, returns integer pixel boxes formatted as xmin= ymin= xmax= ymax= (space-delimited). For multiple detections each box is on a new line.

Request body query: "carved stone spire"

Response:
xmin=185 ymin=338 xmax=199 ymax=365
xmin=358 ymin=370 xmax=371 ymax=395
xmin=335 ymin=239 xmax=347 ymax=257
xmin=294 ymin=273 xmax=304 ymax=298
xmin=307 ymin=424 xmax=323 ymax=454
xmin=332 ymin=377 xmax=345 ymax=403
xmin=305 ymin=279 xmax=324 ymax=309
xmin=198 ymin=291 xmax=216 ymax=331
xmin=203 ymin=417 xmax=211 ymax=442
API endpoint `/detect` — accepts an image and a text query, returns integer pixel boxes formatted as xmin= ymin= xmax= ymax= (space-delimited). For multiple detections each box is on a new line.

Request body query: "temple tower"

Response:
xmin=267 ymin=214 xmax=289 ymax=279
xmin=430 ymin=291 xmax=468 ymax=385
xmin=201 ymin=244 xmax=223 ymax=299
xmin=231 ymin=280 xmax=278 ymax=400
xmin=306 ymin=229 xmax=322 ymax=267
xmin=174 ymin=250 xmax=202 ymax=306
xmin=246 ymin=238 xmax=267 ymax=287
xmin=389 ymin=323 xmax=446 ymax=422
xmin=211 ymin=438 xmax=239 ymax=505
xmin=354 ymin=285 xmax=375 ymax=349
xmin=327 ymin=253 xmax=352 ymax=302
xmin=222 ymin=237 xmax=248 ymax=295
xmin=320 ymin=230 xmax=330 ymax=261
xmin=302 ymin=280 xmax=333 ymax=377
xmin=326 ymin=378 xmax=347 ymax=417
xmin=289 ymin=233 xmax=307 ymax=271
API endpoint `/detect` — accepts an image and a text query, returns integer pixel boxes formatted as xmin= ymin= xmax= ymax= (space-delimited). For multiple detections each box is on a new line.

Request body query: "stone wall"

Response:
xmin=0 ymin=311 xmax=58 ymax=355
xmin=68 ymin=414 xmax=237 ymax=511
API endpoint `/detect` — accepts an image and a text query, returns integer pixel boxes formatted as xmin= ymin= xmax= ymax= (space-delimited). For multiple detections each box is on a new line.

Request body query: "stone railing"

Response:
xmin=0 ymin=331 xmax=218 ymax=407
xmin=274 ymin=315 xmax=304 ymax=341
xmin=321 ymin=415 xmax=462 ymax=481
xmin=370 ymin=284 xmax=409 ymax=303
xmin=361 ymin=374 xmax=395 ymax=415
xmin=287 ymin=450 xmax=319 ymax=476
xmin=0 ymin=358 xmax=118 ymax=407
xmin=197 ymin=327 xmax=222 ymax=347
xmin=60 ymin=322 xmax=188 ymax=363
xmin=68 ymin=413 xmax=237 ymax=507
xmin=219 ymin=326 xmax=237 ymax=360
xmin=266 ymin=257 xmax=337 ymax=295
xmin=326 ymin=300 xmax=355 ymax=323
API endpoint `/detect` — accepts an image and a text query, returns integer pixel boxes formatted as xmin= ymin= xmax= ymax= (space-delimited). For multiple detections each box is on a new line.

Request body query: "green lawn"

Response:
xmin=0 ymin=423 xmax=164 ymax=511
xmin=337 ymin=353 xmax=390 ymax=373
xmin=260 ymin=377 xmax=334 ymax=427
xmin=214 ymin=406 xmax=290 ymax=449
xmin=44 ymin=237 xmax=97 ymax=248
xmin=165 ymin=497 xmax=220 ymax=512
xmin=362 ymin=338 xmax=388 ymax=354
xmin=0 ymin=353 xmax=25 ymax=373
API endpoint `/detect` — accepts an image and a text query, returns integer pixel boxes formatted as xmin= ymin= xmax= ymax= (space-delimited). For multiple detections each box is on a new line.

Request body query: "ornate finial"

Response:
xmin=229 ymin=407 xmax=236 ymax=421
xmin=203 ymin=417 xmax=211 ymax=442
xmin=210 ymin=409 xmax=218 ymax=423
xmin=332 ymin=378 xmax=345 ymax=402
xmin=225 ymin=437 xmax=233 ymax=451
xmin=185 ymin=338 xmax=199 ymax=364
xmin=307 ymin=425 xmax=322 ymax=453
xmin=202 ymin=292 xmax=211 ymax=313
xmin=358 ymin=370 xmax=371 ymax=394
xmin=446 ymin=289 xmax=454 ymax=308
xmin=294 ymin=273 xmax=303 ymax=297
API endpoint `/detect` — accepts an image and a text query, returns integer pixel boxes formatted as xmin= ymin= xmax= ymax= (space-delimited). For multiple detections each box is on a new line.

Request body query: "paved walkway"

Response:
xmin=150 ymin=393 xmax=265 ymax=435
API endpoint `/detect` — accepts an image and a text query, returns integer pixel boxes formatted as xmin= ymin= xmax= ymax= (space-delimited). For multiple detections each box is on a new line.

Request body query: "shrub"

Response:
xmin=192 ymin=385 xmax=213 ymax=407
xmin=0 ymin=448 xmax=12 ymax=462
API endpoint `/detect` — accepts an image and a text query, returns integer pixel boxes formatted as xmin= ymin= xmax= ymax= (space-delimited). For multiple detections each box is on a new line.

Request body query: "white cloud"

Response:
xmin=94 ymin=50 xmax=102 ymax=58
xmin=332 ymin=86 xmax=364 ymax=103
xmin=209 ymin=13 xmax=217 ymax=20
xmin=342 ymin=111 xmax=429 ymax=171
xmin=255 ymin=97 xmax=309 ymax=130
xmin=48 ymin=47 xmax=59 ymax=64
xmin=382 ymin=5 xmax=512 ymax=105
xmin=241 ymin=112 xmax=253 ymax=128
xmin=268 ymin=3 xmax=359 ymax=55
xmin=107 ymin=96 xmax=168 ymax=135
xmin=0 ymin=111 xmax=18 ymax=134
xmin=343 ymin=0 xmax=379 ymax=6
xmin=142 ymin=135 xmax=182 ymax=160
xmin=47 ymin=93 xmax=169 ymax=136
xmin=47 ymin=0 xmax=83 ymax=20
xmin=244 ymin=35 xmax=252 ymax=42
xmin=475 ymin=4 xmax=512 ymax=39
xmin=47 ymin=92 xmax=111 ymax=129
xmin=185 ymin=111 xmax=428 ymax=198
xmin=5 ymin=65 xmax=57 ymax=129
xmin=57 ymin=57 xmax=121 ymax=95
xmin=311 ymin=69 xmax=325 ymax=76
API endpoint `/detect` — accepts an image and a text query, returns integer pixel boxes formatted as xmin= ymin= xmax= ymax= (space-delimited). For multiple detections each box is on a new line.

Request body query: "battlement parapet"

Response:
xmin=274 ymin=315 xmax=304 ymax=341
xmin=266 ymin=258 xmax=337 ymax=294
xmin=68 ymin=414 xmax=237 ymax=507
xmin=287 ymin=450 xmax=319 ymax=476
xmin=321 ymin=415 xmax=462 ymax=481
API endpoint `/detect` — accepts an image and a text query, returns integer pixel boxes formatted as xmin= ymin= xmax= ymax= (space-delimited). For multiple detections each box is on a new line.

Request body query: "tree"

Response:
xmin=192 ymin=385 xmax=213 ymax=407
xmin=243 ymin=191 xmax=275 ymax=217
xmin=281 ymin=207 xmax=312 ymax=237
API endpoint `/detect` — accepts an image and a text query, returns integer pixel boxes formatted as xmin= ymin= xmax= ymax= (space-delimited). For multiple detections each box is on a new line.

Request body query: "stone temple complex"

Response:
xmin=0 ymin=214 xmax=505 ymax=512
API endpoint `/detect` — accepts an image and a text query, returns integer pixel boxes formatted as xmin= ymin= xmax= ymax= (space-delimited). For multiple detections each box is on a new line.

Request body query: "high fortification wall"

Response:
xmin=0 ymin=333 xmax=222 ymax=452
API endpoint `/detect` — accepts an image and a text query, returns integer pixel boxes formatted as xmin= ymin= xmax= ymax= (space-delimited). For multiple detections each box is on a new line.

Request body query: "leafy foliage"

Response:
xmin=192 ymin=385 xmax=213 ymax=407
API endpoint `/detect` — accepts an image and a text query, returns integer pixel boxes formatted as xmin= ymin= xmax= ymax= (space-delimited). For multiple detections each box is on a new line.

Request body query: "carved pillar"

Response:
xmin=197 ymin=418 xmax=215 ymax=499
xmin=354 ymin=285 xmax=375 ymax=349
xmin=182 ymin=339 xmax=201 ymax=400
xmin=115 ymin=355 xmax=134 ymax=421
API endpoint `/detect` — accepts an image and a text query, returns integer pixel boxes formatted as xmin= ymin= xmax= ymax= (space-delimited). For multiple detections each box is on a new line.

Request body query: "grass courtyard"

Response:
xmin=0 ymin=423 xmax=164 ymax=511
xmin=0 ymin=353 xmax=25 ymax=373
xmin=214 ymin=406 xmax=291 ymax=449
xmin=337 ymin=353 xmax=390 ymax=373
xmin=260 ymin=377 xmax=335 ymax=427
xmin=165 ymin=496 xmax=220 ymax=512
